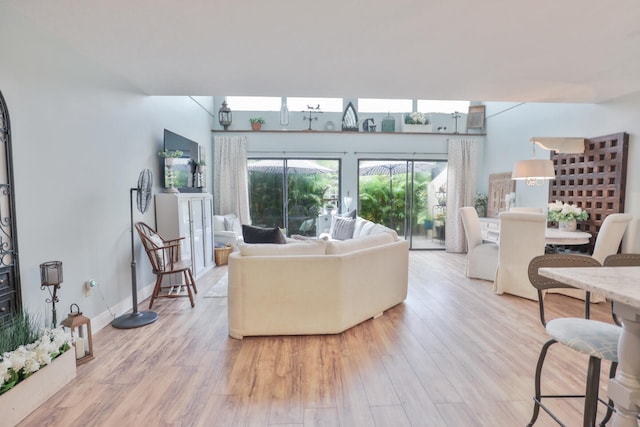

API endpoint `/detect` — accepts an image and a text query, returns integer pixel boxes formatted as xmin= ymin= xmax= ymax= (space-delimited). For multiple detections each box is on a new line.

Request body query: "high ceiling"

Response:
xmin=6 ymin=0 xmax=640 ymax=103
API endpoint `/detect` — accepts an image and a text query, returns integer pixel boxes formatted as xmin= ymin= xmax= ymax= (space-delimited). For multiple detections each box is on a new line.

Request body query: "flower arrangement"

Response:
xmin=404 ymin=112 xmax=430 ymax=125
xmin=547 ymin=200 xmax=589 ymax=222
xmin=157 ymin=149 xmax=184 ymax=158
xmin=0 ymin=327 xmax=71 ymax=395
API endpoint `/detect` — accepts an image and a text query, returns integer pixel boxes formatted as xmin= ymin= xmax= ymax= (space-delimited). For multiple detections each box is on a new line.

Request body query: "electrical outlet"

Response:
xmin=83 ymin=280 xmax=96 ymax=297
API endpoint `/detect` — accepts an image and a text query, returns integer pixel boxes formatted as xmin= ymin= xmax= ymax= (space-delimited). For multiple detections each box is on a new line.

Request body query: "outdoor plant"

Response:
xmin=547 ymin=200 xmax=589 ymax=222
xmin=157 ymin=149 xmax=184 ymax=158
xmin=404 ymin=112 xmax=430 ymax=125
xmin=249 ymin=117 xmax=265 ymax=124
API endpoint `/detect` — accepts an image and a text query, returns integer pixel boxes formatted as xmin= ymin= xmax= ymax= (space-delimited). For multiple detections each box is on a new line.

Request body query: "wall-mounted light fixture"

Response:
xmin=218 ymin=99 xmax=232 ymax=130
xmin=512 ymin=140 xmax=555 ymax=186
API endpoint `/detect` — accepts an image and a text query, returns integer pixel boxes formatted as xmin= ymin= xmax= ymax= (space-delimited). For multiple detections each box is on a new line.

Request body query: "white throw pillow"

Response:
xmin=223 ymin=214 xmax=243 ymax=235
xmin=330 ymin=216 xmax=356 ymax=240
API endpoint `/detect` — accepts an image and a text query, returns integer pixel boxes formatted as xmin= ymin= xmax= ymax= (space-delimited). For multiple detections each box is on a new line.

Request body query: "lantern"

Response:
xmin=40 ymin=261 xmax=63 ymax=327
xmin=61 ymin=303 xmax=94 ymax=365
xmin=218 ymin=100 xmax=232 ymax=130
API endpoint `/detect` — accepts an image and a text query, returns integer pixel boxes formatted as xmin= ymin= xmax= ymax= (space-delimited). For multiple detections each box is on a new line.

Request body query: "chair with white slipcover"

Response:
xmin=493 ymin=212 xmax=546 ymax=300
xmin=458 ymin=207 xmax=498 ymax=281
xmin=550 ymin=213 xmax=633 ymax=303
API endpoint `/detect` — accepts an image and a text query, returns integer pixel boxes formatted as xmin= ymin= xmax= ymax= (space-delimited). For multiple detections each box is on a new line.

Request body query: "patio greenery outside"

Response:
xmin=247 ymin=159 xmax=447 ymax=240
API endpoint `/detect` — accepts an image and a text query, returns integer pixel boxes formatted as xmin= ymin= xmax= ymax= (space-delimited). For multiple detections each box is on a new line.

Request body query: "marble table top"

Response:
xmin=539 ymin=266 xmax=640 ymax=308
xmin=544 ymin=228 xmax=591 ymax=245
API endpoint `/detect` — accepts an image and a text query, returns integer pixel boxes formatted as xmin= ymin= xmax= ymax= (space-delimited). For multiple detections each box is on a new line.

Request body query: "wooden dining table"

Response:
xmin=539 ymin=266 xmax=640 ymax=427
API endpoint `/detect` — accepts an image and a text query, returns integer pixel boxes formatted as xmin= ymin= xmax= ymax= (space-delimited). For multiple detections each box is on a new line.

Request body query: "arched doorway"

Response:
xmin=0 ymin=91 xmax=22 ymax=321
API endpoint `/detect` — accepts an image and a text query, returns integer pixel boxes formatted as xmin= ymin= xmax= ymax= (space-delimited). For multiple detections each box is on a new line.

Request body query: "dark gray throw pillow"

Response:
xmin=242 ymin=224 xmax=286 ymax=244
xmin=342 ymin=209 xmax=357 ymax=219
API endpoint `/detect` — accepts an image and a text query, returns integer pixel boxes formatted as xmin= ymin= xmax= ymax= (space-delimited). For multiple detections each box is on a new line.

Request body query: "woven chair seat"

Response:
xmin=546 ymin=318 xmax=620 ymax=361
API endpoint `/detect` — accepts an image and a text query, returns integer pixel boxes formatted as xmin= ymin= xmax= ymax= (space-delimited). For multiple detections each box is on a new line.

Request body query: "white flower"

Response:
xmin=547 ymin=200 xmax=588 ymax=222
xmin=0 ymin=326 xmax=72 ymax=395
xmin=405 ymin=112 xmax=430 ymax=125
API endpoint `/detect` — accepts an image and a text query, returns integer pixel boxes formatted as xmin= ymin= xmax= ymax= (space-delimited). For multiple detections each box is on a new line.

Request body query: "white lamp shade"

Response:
xmin=512 ymin=159 xmax=555 ymax=180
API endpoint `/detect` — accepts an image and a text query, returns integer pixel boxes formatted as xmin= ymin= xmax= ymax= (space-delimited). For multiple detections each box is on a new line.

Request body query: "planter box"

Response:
xmin=401 ymin=123 xmax=432 ymax=133
xmin=0 ymin=349 xmax=76 ymax=426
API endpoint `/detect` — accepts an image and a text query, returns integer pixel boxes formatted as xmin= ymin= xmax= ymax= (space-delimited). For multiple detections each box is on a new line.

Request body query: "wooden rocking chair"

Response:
xmin=135 ymin=222 xmax=197 ymax=309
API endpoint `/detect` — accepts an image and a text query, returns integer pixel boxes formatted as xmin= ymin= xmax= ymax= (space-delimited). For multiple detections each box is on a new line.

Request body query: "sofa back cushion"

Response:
xmin=239 ymin=240 xmax=327 ymax=256
xmin=326 ymin=232 xmax=396 ymax=255
xmin=353 ymin=217 xmax=398 ymax=239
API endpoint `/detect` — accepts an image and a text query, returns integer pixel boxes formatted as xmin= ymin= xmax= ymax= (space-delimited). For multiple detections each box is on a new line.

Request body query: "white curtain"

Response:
xmin=213 ymin=135 xmax=250 ymax=225
xmin=446 ymin=138 xmax=478 ymax=253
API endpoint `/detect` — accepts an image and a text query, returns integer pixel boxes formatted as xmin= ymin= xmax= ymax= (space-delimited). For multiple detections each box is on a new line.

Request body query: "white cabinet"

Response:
xmin=155 ymin=193 xmax=215 ymax=277
xmin=478 ymin=217 xmax=500 ymax=243
xmin=316 ymin=214 xmax=332 ymax=236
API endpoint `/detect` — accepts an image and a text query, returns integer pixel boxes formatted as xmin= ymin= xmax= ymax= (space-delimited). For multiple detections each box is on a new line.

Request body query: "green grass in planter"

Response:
xmin=0 ymin=311 xmax=43 ymax=354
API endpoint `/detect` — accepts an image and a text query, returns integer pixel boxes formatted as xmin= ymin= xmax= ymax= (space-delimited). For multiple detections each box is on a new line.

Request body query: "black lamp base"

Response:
xmin=111 ymin=311 xmax=158 ymax=329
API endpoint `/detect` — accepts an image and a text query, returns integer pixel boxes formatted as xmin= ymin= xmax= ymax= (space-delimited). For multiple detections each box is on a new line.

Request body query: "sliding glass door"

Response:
xmin=247 ymin=159 xmax=340 ymax=236
xmin=358 ymin=159 xmax=447 ymax=249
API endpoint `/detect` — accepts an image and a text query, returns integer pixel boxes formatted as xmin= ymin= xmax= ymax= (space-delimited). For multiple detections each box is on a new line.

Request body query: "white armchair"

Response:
xmin=213 ymin=214 xmax=243 ymax=251
xmin=458 ymin=207 xmax=498 ymax=281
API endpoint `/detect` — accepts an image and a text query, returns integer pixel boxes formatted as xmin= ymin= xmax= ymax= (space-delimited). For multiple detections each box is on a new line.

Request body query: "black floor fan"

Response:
xmin=112 ymin=169 xmax=159 ymax=329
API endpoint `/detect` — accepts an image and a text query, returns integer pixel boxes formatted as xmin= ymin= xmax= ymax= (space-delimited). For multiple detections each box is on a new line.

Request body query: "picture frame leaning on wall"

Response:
xmin=466 ymin=105 xmax=486 ymax=130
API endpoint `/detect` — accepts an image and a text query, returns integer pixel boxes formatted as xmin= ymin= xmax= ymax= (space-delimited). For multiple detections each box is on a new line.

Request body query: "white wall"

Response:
xmin=0 ymin=5 xmax=214 ymax=329
xmin=481 ymin=96 xmax=640 ymax=252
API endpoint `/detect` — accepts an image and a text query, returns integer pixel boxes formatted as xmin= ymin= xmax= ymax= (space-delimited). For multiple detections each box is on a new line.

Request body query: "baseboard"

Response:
xmin=90 ymin=280 xmax=156 ymax=332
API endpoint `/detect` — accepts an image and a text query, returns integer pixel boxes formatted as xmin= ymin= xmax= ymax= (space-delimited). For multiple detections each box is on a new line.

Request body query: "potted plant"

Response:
xmin=473 ymin=192 xmax=488 ymax=217
xmin=249 ymin=117 xmax=265 ymax=131
xmin=324 ymin=203 xmax=335 ymax=214
xmin=0 ymin=311 xmax=74 ymax=426
xmin=157 ymin=149 xmax=183 ymax=158
xmin=189 ymin=159 xmax=206 ymax=173
xmin=402 ymin=112 xmax=432 ymax=133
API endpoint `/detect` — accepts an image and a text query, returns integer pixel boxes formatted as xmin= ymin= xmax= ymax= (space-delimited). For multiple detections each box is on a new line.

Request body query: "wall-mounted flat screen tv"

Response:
xmin=163 ymin=129 xmax=200 ymax=192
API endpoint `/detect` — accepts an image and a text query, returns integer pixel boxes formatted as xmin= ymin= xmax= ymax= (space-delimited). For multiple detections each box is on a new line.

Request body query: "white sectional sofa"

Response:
xmin=227 ymin=217 xmax=409 ymax=339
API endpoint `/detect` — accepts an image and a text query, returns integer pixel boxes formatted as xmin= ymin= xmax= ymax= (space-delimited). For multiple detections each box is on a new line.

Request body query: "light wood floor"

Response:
xmin=20 ymin=251 xmax=617 ymax=426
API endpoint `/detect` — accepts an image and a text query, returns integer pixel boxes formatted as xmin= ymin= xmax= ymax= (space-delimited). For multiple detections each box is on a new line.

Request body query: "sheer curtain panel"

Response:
xmin=446 ymin=138 xmax=478 ymax=252
xmin=214 ymin=136 xmax=251 ymax=225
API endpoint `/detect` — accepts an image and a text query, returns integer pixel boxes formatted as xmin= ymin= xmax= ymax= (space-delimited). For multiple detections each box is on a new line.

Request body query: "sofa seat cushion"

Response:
xmin=239 ymin=240 xmax=327 ymax=256
xmin=326 ymin=232 xmax=396 ymax=255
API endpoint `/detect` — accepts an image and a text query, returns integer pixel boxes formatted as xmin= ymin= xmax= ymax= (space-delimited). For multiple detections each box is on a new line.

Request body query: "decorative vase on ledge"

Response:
xmin=558 ymin=219 xmax=577 ymax=232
